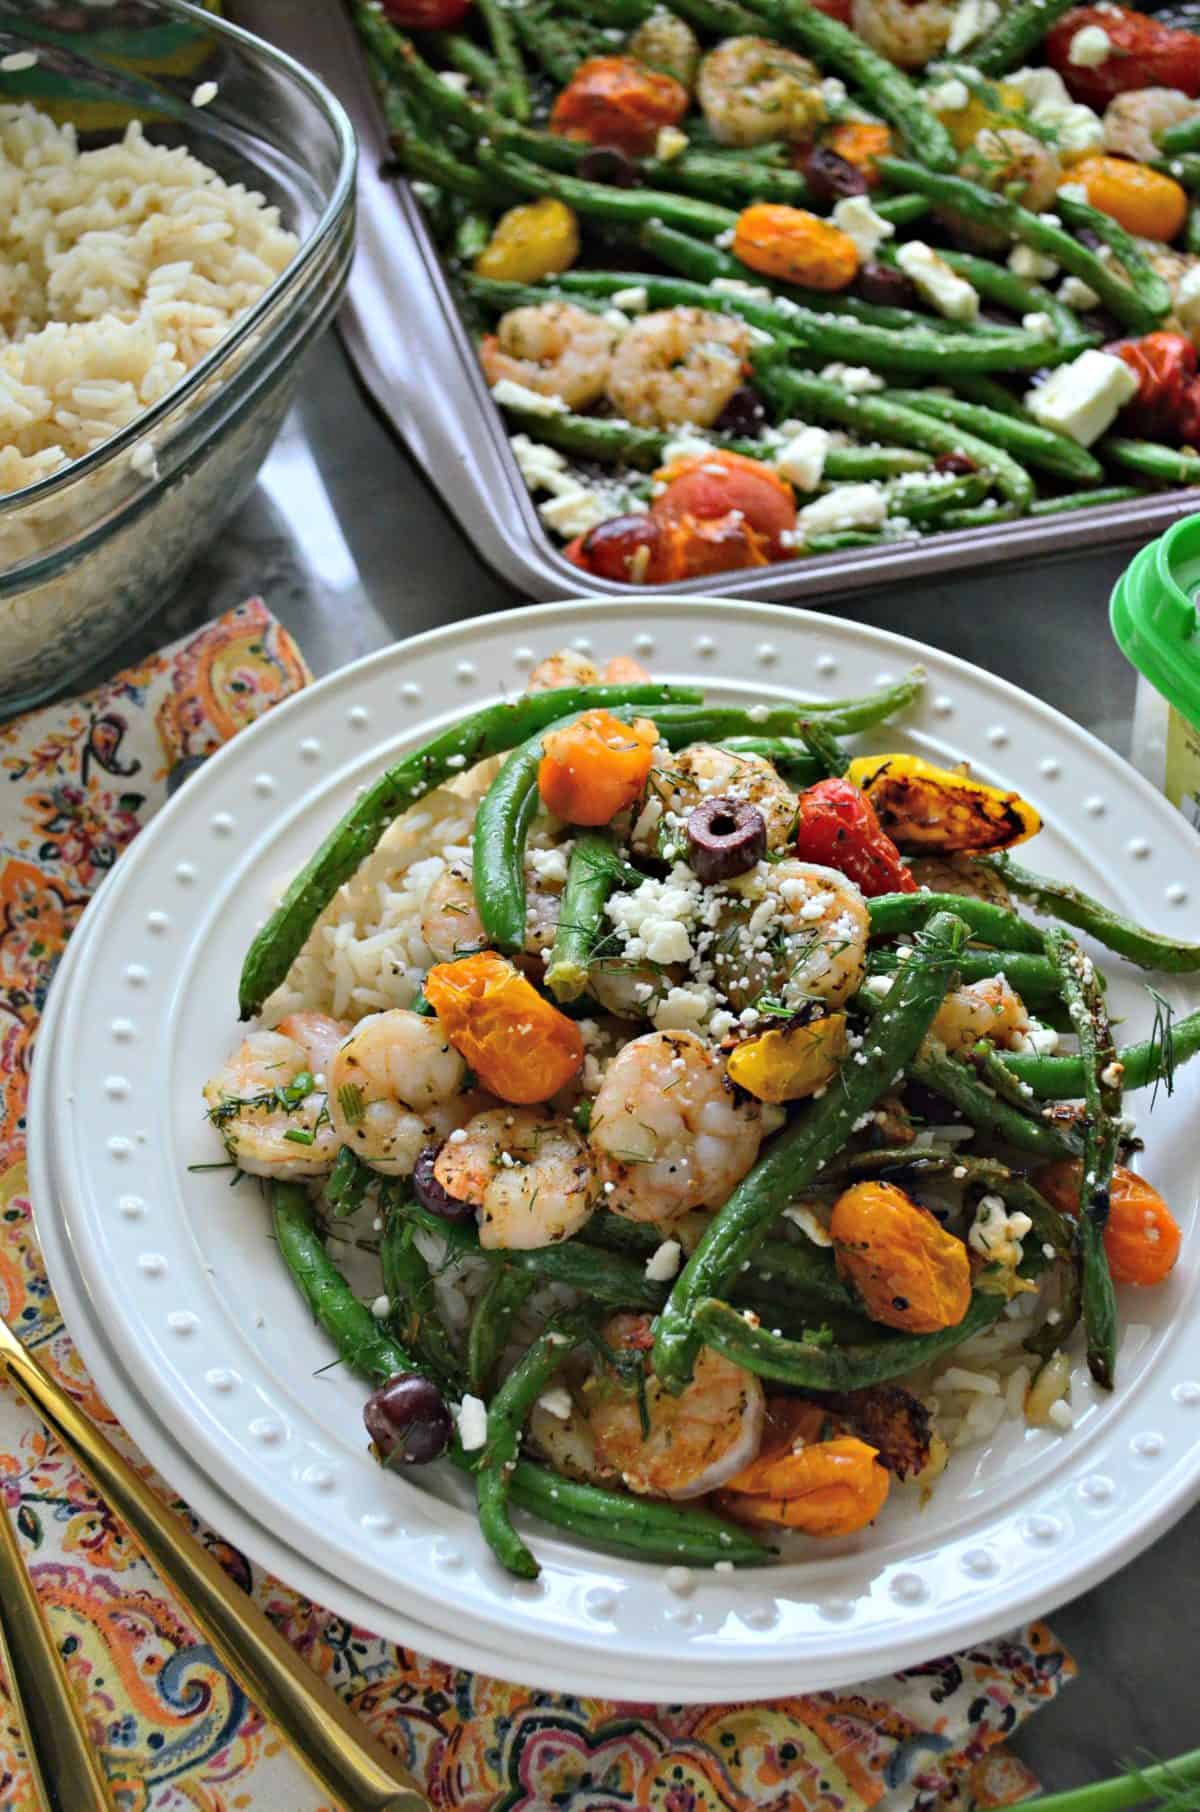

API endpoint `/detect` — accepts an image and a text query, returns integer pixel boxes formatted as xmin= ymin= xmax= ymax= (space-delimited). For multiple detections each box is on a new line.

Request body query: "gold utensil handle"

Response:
xmin=0 ymin=1321 xmax=428 ymax=1812
xmin=0 ymin=1486 xmax=115 ymax=1811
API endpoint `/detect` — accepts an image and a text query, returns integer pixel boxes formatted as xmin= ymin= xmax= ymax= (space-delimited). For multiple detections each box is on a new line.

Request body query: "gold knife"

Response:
xmin=0 ymin=1315 xmax=429 ymax=1812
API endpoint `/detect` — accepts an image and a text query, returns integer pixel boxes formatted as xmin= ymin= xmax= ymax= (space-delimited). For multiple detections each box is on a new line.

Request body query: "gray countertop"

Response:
xmin=97 ymin=332 xmax=1198 ymax=1791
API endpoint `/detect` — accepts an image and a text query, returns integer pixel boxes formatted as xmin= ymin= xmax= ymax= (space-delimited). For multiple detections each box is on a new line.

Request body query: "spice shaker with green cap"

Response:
xmin=1111 ymin=512 xmax=1200 ymax=830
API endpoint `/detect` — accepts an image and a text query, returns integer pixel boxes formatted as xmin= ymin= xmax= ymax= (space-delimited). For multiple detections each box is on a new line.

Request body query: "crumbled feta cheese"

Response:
xmin=1069 ymin=23 xmax=1111 ymax=65
xmin=653 ymin=984 xmax=717 ymax=1033
xmin=510 ymin=433 xmax=569 ymax=491
xmin=1175 ymin=262 xmax=1200 ymax=337
xmin=1058 ymin=274 xmax=1100 ymax=311
xmin=969 ymin=1194 xmax=1033 ymax=1269
xmin=832 ymin=194 xmax=894 ymax=263
xmin=1057 ymin=180 xmax=1090 ymax=206
xmin=1022 ymin=311 xmax=1055 ymax=337
xmin=1005 ymin=65 xmax=1071 ymax=110
xmin=439 ymin=69 xmax=472 ymax=91
xmin=656 ymin=124 xmax=689 ymax=160
xmin=456 ymin=1394 xmax=489 ymax=1450
xmin=927 ymin=75 xmax=970 ymax=113
xmin=130 ymin=440 xmax=159 ymax=480
xmin=370 ymin=1294 xmax=391 ymax=1320
xmin=1053 ymin=102 xmax=1106 ymax=155
xmin=821 ymin=75 xmax=848 ymax=108
xmin=782 ymin=1204 xmax=833 ymax=1247
xmin=1048 ymin=1398 xmax=1074 ymax=1430
xmin=528 ymin=844 xmax=570 ymax=885
xmin=603 ymin=307 xmax=632 ymax=333
xmin=612 ymin=285 xmax=649 ymax=312
xmin=645 ymin=1238 xmax=683 ymax=1281
xmin=491 ymin=377 xmax=569 ymax=416
xmin=774 ymin=425 xmax=830 ymax=491
xmin=896 ymin=241 xmax=980 ymax=321
xmin=1100 ymin=1060 xmax=1125 ymax=1088
xmin=711 ymin=276 xmax=773 ymax=300
xmin=538 ymin=487 xmax=609 ymax=538
xmin=1009 ymin=242 xmax=1059 ymax=282
xmin=0 ymin=50 xmax=39 ymax=72
xmin=947 ymin=0 xmax=999 ymax=56
xmin=820 ymin=362 xmax=884 ymax=393
xmin=536 ymin=1387 xmax=574 ymax=1420
xmin=1025 ymin=349 xmax=1137 ymax=445
xmin=191 ymin=80 xmax=219 ymax=107
xmin=797 ymin=482 xmax=888 ymax=540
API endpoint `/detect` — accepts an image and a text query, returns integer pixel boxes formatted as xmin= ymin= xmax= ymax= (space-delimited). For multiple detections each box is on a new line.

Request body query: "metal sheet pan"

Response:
xmin=243 ymin=0 xmax=1200 ymax=601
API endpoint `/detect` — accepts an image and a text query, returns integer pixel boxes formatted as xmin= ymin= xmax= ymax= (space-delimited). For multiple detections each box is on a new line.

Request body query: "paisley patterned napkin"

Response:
xmin=0 ymin=601 xmax=1074 ymax=1812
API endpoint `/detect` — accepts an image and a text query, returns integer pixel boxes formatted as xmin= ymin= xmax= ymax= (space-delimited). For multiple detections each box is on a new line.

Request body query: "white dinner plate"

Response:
xmin=30 ymin=596 xmax=1200 ymax=1701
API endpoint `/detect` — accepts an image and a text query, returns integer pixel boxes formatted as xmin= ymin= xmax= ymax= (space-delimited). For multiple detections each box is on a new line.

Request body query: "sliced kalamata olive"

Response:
xmin=686 ymin=796 xmax=767 ymax=884
xmin=854 ymin=262 xmax=919 ymax=310
xmin=578 ymin=145 xmax=639 ymax=186
xmin=576 ymin=512 xmax=671 ymax=583
xmin=714 ymin=385 xmax=767 ymax=438
xmin=802 ymin=145 xmax=868 ymax=204
xmin=933 ymin=451 xmax=979 ymax=477
xmin=412 ymin=1145 xmax=474 ymax=1219
xmin=364 ymin=1372 xmax=453 ymax=1466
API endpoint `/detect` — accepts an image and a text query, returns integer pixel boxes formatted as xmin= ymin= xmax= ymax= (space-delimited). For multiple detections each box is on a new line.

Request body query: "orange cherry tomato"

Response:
xmin=538 ymin=707 xmax=658 ymax=825
xmin=717 ymin=1398 xmax=890 ymax=1535
xmin=424 ymin=951 xmax=584 ymax=1103
xmin=650 ymin=448 xmax=797 ymax=556
xmin=831 ymin=1180 xmax=972 ymax=1333
xmin=732 ymin=202 xmax=859 ymax=290
xmin=810 ymin=0 xmax=853 ymax=20
xmin=1060 ymin=155 xmax=1188 ymax=243
xmin=1034 ymin=1161 xmax=1182 ymax=1286
xmin=549 ymin=55 xmax=688 ymax=156
xmin=826 ymin=120 xmax=892 ymax=186
xmin=673 ymin=511 xmax=774 ymax=575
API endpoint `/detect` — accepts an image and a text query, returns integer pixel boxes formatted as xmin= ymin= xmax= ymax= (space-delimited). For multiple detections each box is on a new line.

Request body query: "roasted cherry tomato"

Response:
xmin=792 ymin=776 xmax=918 ymax=896
xmin=1046 ymin=5 xmax=1200 ymax=106
xmin=673 ymin=511 xmax=773 ymax=576
xmin=650 ymin=447 xmax=797 ymax=556
xmin=809 ymin=0 xmax=853 ymax=19
xmin=549 ymin=55 xmax=688 ymax=156
xmin=1108 ymin=329 xmax=1200 ymax=444
xmin=565 ymin=513 xmax=684 ymax=584
xmin=382 ymin=0 xmax=473 ymax=27
xmin=825 ymin=120 xmax=892 ymax=184
xmin=1034 ymin=1161 xmax=1182 ymax=1286
xmin=538 ymin=708 xmax=658 ymax=826
xmin=1061 ymin=155 xmax=1188 ymax=242
xmin=732 ymin=202 xmax=859 ymax=290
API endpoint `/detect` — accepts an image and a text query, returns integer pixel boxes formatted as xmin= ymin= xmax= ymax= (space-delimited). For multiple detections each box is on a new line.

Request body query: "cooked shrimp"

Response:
xmin=529 ymin=1393 xmax=619 ymax=1485
xmin=963 ymin=127 xmax=1062 ymax=211
xmin=697 ymin=36 xmax=824 ymax=146
xmin=1104 ymin=87 xmax=1200 ymax=164
xmin=587 ymin=955 xmax=680 ymax=1021
xmin=907 ymin=853 xmax=1012 ymax=906
xmin=633 ymin=742 xmax=798 ymax=856
xmin=606 ymin=307 xmax=750 ymax=428
xmin=583 ymin=1312 xmax=765 ymax=1498
xmin=927 ymin=975 xmax=1030 ymax=1056
xmin=589 ymin=1029 xmax=763 ymax=1222
xmin=850 ymin=0 xmax=955 ymax=69
xmin=203 ymin=1011 xmax=348 ymax=1179
xmin=433 ymin=1106 xmax=594 ymax=1248
xmin=526 ymin=647 xmax=601 ymax=691
xmin=420 ymin=859 xmax=561 ymax=964
xmin=712 ymin=859 xmax=870 ymax=1013
xmin=327 ymin=1007 xmax=471 ymax=1175
xmin=480 ymin=302 xmax=615 ymax=409
xmin=628 ymin=8 xmax=702 ymax=89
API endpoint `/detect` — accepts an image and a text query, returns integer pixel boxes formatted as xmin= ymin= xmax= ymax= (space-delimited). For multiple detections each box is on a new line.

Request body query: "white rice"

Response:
xmin=0 ymin=103 xmax=297 ymax=496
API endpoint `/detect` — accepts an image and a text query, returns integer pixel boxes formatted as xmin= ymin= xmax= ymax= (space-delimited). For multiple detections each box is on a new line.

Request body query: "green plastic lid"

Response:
xmin=1111 ymin=512 xmax=1200 ymax=732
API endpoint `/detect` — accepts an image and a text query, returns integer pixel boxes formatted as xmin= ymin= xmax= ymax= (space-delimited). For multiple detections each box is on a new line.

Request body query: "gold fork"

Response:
xmin=0 ymin=1314 xmax=429 ymax=1812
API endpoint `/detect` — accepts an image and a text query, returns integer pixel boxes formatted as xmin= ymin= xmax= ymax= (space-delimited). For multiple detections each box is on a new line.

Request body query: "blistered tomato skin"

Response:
xmin=831 ymin=1180 xmax=973 ymax=1333
xmin=537 ymin=708 xmax=658 ymax=825
xmin=1046 ymin=5 xmax=1200 ymax=105
xmin=382 ymin=0 xmax=472 ymax=26
xmin=792 ymin=777 xmax=918 ymax=896
xmin=733 ymin=203 xmax=860 ymax=290
xmin=424 ymin=952 xmax=584 ymax=1103
xmin=1034 ymin=1161 xmax=1182 ymax=1286
xmin=1108 ymin=331 xmax=1200 ymax=446
xmin=651 ymin=448 xmax=798 ymax=556
xmin=549 ymin=55 xmax=689 ymax=156
xmin=716 ymin=1398 xmax=890 ymax=1535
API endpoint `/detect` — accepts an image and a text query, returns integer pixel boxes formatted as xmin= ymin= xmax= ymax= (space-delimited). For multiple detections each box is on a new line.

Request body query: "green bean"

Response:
xmin=998 ymin=1007 xmax=1200 ymax=1099
xmin=670 ymin=0 xmax=761 ymax=33
xmin=477 ymin=1316 xmax=592 ymax=1577
xmin=274 ymin=1185 xmax=766 ymax=1568
xmin=453 ymin=206 xmax=491 ymax=264
xmin=867 ymin=889 xmax=1046 ymax=950
xmin=641 ymin=152 xmax=814 ymax=208
xmin=652 ymin=909 xmax=969 ymax=1390
xmin=954 ymin=374 xmax=1030 ymax=417
xmin=510 ymin=0 xmax=609 ymax=82
xmin=935 ymin=502 xmax=1020 ymax=531
xmin=428 ymin=30 xmax=501 ymax=90
xmin=474 ymin=0 xmax=530 ymax=119
xmin=396 ymin=1196 xmax=670 ymax=1308
xmin=1160 ymin=114 xmax=1200 ymax=156
xmin=559 ymin=0 xmax=654 ymax=23
xmin=381 ymin=1195 xmax=462 ymax=1388
xmin=1029 ymin=485 xmax=1143 ymax=515
xmin=826 ymin=446 xmax=934 ymax=478
xmin=477 ymin=144 xmax=740 ymax=239
xmin=238 ymin=681 xmax=696 ymax=1018
xmin=867 ymin=946 xmax=1073 ymax=1010
xmin=886 ymin=472 xmax=990 ymax=524
xmin=879 ymin=158 xmax=1169 ymax=333
xmin=1152 ymin=152 xmax=1200 ymax=190
xmin=381 ymin=90 xmax=510 ymax=207
xmin=884 ymin=389 xmax=1103 ymax=484
xmin=1100 ymin=437 xmax=1200 ymax=486
xmin=804 ymin=531 xmax=889 ymax=552
xmin=694 ymin=1290 xmax=1005 ymax=1390
xmin=1043 ymin=928 xmax=1120 ymax=1388
xmin=1187 ymin=199 xmax=1200 ymax=257
xmin=324 ymin=1145 xmax=371 ymax=1220
xmin=547 ymin=832 xmax=631 ymax=1003
xmin=756 ymin=363 xmax=1036 ymax=507
xmin=975 ymin=854 xmax=1200 ymax=973
xmin=740 ymin=0 xmax=956 ymax=170
xmin=966 ymin=0 xmax=1079 ymax=75
xmin=872 ymin=193 xmax=932 ymax=227
xmin=718 ymin=738 xmax=829 ymax=779
xmin=798 ymin=717 xmax=850 ymax=778
xmin=935 ymin=246 xmax=1094 ymax=352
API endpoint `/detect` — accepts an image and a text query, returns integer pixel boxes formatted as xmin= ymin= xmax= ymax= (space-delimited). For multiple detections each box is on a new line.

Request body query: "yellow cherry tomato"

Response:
xmin=725 ymin=1014 xmax=848 ymax=1103
xmin=1060 ymin=155 xmax=1187 ymax=243
xmin=935 ymin=82 xmax=1027 ymax=151
xmin=474 ymin=197 xmax=580 ymax=284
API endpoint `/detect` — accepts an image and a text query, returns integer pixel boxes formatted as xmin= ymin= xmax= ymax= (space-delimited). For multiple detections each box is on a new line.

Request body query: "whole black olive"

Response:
xmin=714 ymin=385 xmax=767 ymax=438
xmin=802 ymin=145 xmax=868 ymax=204
xmin=854 ymin=262 xmax=919 ymax=310
xmin=412 ymin=1145 xmax=475 ymax=1220
xmin=364 ymin=1372 xmax=453 ymax=1466
xmin=686 ymin=796 xmax=767 ymax=884
xmin=933 ymin=451 xmax=979 ymax=477
xmin=578 ymin=146 xmax=639 ymax=186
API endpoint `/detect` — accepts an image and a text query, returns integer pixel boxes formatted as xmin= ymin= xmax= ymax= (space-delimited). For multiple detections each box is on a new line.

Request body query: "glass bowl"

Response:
xmin=0 ymin=1 xmax=356 ymax=716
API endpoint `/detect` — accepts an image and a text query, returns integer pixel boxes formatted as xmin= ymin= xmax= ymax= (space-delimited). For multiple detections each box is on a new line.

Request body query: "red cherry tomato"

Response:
xmin=1108 ymin=330 xmax=1200 ymax=445
xmin=549 ymin=55 xmax=689 ymax=156
xmin=792 ymin=777 xmax=918 ymax=897
xmin=650 ymin=448 xmax=797 ymax=557
xmin=810 ymin=0 xmax=853 ymax=21
xmin=1045 ymin=6 xmax=1200 ymax=106
xmin=382 ymin=0 xmax=473 ymax=28
xmin=673 ymin=511 xmax=773 ymax=576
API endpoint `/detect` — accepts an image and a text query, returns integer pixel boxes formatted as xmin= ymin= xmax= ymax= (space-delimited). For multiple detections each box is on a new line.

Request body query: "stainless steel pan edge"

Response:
xmin=242 ymin=0 xmax=1200 ymax=602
